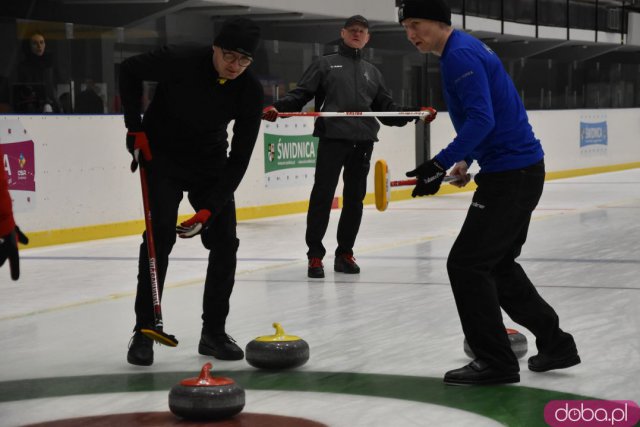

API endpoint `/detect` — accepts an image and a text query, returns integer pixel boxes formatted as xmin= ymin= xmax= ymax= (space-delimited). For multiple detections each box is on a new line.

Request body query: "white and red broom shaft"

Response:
xmin=391 ymin=175 xmax=470 ymax=187
xmin=277 ymin=111 xmax=433 ymax=118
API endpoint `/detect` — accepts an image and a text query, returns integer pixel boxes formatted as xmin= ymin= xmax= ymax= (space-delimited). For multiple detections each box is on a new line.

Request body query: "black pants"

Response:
xmin=447 ymin=160 xmax=576 ymax=371
xmin=134 ymin=154 xmax=239 ymax=335
xmin=306 ymin=138 xmax=374 ymax=259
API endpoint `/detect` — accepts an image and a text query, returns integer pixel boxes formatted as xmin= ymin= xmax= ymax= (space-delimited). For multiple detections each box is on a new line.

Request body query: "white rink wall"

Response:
xmin=431 ymin=109 xmax=640 ymax=172
xmin=1 ymin=109 xmax=639 ymax=236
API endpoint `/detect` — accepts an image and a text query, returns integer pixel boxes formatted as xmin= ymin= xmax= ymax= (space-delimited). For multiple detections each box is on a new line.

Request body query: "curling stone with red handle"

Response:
xmin=168 ymin=362 xmax=244 ymax=420
xmin=463 ymin=328 xmax=528 ymax=359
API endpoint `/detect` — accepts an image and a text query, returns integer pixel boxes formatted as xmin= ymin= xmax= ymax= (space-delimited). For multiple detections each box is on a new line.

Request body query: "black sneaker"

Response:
xmin=127 ymin=330 xmax=154 ymax=366
xmin=444 ymin=359 xmax=520 ymax=386
xmin=334 ymin=254 xmax=360 ymax=274
xmin=528 ymin=352 xmax=581 ymax=372
xmin=199 ymin=332 xmax=244 ymax=360
xmin=308 ymin=257 xmax=325 ymax=278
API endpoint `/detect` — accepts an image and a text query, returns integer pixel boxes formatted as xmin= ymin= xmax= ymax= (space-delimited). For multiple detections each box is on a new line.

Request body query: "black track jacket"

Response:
xmin=273 ymin=41 xmax=413 ymax=142
xmin=119 ymin=46 xmax=264 ymax=215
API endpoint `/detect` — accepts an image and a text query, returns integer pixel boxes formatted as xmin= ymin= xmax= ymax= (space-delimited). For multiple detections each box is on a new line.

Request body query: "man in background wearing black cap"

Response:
xmin=263 ymin=15 xmax=434 ymax=279
xmin=398 ymin=0 xmax=580 ymax=385
xmin=120 ymin=18 xmax=263 ymax=366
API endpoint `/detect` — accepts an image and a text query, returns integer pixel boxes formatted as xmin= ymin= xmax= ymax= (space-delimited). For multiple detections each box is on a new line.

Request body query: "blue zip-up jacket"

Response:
xmin=434 ymin=30 xmax=543 ymax=173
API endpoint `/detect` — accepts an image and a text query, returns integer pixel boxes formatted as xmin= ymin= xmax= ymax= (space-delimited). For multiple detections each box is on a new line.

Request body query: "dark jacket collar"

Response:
xmin=22 ymin=51 xmax=53 ymax=68
xmin=338 ymin=41 xmax=362 ymax=59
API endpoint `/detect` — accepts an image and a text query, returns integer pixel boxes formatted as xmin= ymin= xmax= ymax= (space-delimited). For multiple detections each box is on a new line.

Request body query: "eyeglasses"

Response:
xmin=221 ymin=50 xmax=253 ymax=67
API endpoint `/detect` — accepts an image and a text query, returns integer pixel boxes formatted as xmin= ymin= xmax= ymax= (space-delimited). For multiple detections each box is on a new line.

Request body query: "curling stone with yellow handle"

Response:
xmin=245 ymin=322 xmax=310 ymax=369
xmin=169 ymin=362 xmax=245 ymax=420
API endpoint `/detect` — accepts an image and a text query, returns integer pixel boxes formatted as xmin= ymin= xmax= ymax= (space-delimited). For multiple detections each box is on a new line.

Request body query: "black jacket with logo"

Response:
xmin=119 ymin=46 xmax=264 ymax=215
xmin=273 ymin=41 xmax=414 ymax=142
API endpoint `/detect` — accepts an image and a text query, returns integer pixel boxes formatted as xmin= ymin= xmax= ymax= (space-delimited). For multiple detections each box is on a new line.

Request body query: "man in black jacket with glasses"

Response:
xmin=120 ymin=18 xmax=263 ymax=366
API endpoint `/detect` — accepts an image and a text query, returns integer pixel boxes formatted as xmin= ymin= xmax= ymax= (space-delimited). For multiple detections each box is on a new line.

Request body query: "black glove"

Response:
xmin=0 ymin=226 xmax=29 ymax=280
xmin=406 ymin=159 xmax=445 ymax=197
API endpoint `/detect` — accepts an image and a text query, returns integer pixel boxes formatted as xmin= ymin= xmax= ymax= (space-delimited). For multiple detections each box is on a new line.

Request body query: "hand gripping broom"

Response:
xmin=374 ymin=159 xmax=472 ymax=211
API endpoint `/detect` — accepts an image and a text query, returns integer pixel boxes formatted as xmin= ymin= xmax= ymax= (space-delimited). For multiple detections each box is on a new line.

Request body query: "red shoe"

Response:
xmin=334 ymin=254 xmax=360 ymax=274
xmin=308 ymin=257 xmax=324 ymax=278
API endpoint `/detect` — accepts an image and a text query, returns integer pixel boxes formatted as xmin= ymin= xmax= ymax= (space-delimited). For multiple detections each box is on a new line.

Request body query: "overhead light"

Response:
xmin=274 ymin=18 xmax=345 ymax=28
xmin=62 ymin=0 xmax=169 ymax=4
xmin=211 ymin=12 xmax=305 ymax=21
xmin=370 ymin=24 xmax=404 ymax=32
xmin=246 ymin=12 xmax=304 ymax=21
xmin=184 ymin=5 xmax=251 ymax=15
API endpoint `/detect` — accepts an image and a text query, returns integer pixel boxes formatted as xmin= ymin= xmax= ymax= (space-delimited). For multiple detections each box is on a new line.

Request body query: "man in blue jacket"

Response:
xmin=398 ymin=0 xmax=580 ymax=385
xmin=263 ymin=15 xmax=432 ymax=278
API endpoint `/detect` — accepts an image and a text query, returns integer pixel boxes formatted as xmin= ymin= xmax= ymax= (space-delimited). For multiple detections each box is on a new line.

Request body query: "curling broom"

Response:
xmin=374 ymin=159 xmax=472 ymax=212
xmin=138 ymin=164 xmax=179 ymax=347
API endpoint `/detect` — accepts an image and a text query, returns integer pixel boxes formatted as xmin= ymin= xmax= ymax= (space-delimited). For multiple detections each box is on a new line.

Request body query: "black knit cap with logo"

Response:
xmin=214 ymin=17 xmax=261 ymax=58
xmin=398 ymin=0 xmax=452 ymax=26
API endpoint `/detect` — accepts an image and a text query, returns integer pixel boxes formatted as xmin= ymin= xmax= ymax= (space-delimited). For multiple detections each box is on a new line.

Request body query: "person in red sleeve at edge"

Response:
xmin=0 ymin=144 xmax=29 ymax=281
xmin=119 ymin=18 xmax=263 ymax=366
xmin=263 ymin=14 xmax=436 ymax=279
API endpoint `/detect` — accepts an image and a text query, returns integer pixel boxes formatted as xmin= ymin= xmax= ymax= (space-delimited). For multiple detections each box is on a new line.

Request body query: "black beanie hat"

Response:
xmin=214 ymin=18 xmax=261 ymax=58
xmin=398 ymin=0 xmax=452 ymax=26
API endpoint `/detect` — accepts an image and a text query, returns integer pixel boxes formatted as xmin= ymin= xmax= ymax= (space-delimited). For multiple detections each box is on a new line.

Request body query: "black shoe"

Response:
xmin=127 ymin=330 xmax=154 ymax=366
xmin=308 ymin=257 xmax=325 ymax=278
xmin=528 ymin=352 xmax=581 ymax=372
xmin=199 ymin=332 xmax=244 ymax=360
xmin=444 ymin=359 xmax=520 ymax=386
xmin=334 ymin=254 xmax=360 ymax=274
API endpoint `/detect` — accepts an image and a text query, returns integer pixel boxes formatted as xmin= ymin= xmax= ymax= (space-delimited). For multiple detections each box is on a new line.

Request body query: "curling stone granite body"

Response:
xmin=463 ymin=328 xmax=528 ymax=359
xmin=169 ymin=362 xmax=244 ymax=420
xmin=246 ymin=322 xmax=310 ymax=369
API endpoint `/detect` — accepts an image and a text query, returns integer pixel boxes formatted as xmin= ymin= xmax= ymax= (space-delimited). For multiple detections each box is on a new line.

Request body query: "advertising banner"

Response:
xmin=263 ymin=118 xmax=318 ymax=188
xmin=580 ymin=113 xmax=608 ymax=157
xmin=0 ymin=119 xmax=36 ymax=212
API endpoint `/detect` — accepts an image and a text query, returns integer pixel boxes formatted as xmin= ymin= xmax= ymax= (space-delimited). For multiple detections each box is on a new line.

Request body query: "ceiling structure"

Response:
xmin=3 ymin=0 xmax=639 ymax=29
xmin=2 ymin=0 xmax=639 ymax=62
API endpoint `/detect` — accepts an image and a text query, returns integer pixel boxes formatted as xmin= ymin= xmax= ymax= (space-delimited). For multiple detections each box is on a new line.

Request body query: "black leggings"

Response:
xmin=447 ymin=160 xmax=575 ymax=370
xmin=134 ymin=156 xmax=238 ymax=335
